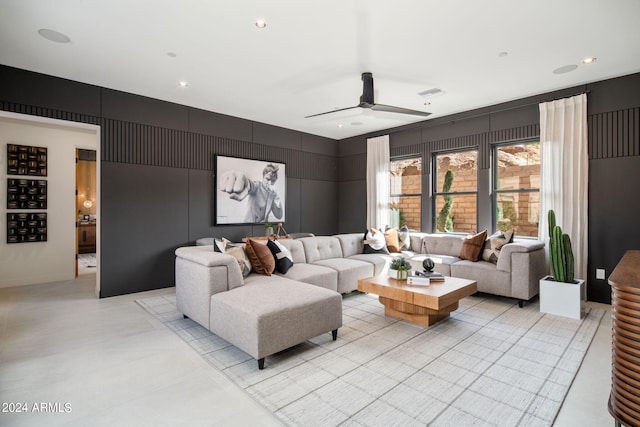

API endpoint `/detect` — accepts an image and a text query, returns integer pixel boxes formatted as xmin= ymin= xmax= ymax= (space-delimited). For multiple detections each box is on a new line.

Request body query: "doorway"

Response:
xmin=76 ymin=149 xmax=97 ymax=276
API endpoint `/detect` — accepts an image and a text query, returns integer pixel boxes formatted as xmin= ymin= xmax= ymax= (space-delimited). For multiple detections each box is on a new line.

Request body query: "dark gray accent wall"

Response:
xmin=0 ymin=65 xmax=337 ymax=298
xmin=337 ymin=74 xmax=640 ymax=304
xmin=101 ymin=163 xmax=190 ymax=296
xmin=589 ymin=156 xmax=640 ymax=302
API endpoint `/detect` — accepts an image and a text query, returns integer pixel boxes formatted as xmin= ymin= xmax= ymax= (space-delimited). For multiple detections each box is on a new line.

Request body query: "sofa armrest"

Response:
xmin=175 ymin=246 xmax=244 ymax=328
xmin=496 ymin=240 xmax=544 ymax=272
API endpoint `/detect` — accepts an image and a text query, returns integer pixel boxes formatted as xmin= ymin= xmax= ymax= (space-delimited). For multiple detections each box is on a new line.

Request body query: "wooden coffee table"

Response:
xmin=357 ymin=275 xmax=477 ymax=326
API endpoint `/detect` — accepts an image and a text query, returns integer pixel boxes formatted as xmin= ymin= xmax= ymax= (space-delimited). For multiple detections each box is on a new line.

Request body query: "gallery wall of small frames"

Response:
xmin=6 ymin=144 xmax=48 ymax=243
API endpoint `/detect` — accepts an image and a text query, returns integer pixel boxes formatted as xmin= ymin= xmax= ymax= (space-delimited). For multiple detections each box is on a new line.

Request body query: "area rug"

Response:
xmin=78 ymin=253 xmax=96 ymax=268
xmin=137 ymin=291 xmax=604 ymax=427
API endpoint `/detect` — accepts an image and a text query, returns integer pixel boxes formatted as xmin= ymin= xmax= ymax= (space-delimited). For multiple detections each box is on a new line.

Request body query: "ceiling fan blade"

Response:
xmin=371 ymin=103 xmax=431 ymax=117
xmin=304 ymin=105 xmax=359 ymax=118
xmin=305 ymin=72 xmax=431 ymax=119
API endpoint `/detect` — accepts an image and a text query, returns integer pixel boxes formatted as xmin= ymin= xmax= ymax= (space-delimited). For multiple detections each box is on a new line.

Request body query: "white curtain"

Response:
xmin=366 ymin=135 xmax=390 ymax=229
xmin=538 ymin=93 xmax=588 ymax=281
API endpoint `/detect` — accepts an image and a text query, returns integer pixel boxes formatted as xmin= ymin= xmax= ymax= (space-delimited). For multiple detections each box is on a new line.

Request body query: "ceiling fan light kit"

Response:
xmin=305 ymin=72 xmax=431 ymax=119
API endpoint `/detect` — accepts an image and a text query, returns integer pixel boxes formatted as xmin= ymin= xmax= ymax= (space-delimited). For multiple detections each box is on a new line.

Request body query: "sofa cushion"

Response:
xmin=312 ymin=257 xmax=374 ymax=294
xmin=209 ymin=278 xmax=342 ymax=360
xmin=408 ymin=254 xmax=460 ymax=276
xmin=349 ymin=253 xmax=393 ymax=276
xmin=300 ymin=236 xmax=344 ymax=262
xmin=245 ymin=239 xmax=275 ymax=276
xmin=421 ymin=234 xmax=463 ymax=257
xmin=335 ymin=233 xmax=365 ymax=258
xmin=363 ymin=228 xmax=389 ymax=254
xmin=276 ymin=263 xmax=338 ymax=291
xmin=272 ymin=239 xmax=307 ymax=263
xmin=451 ymin=260 xmax=510 ymax=296
xmin=267 ymin=239 xmax=294 ymax=274
xmin=459 ymin=230 xmax=488 ymax=261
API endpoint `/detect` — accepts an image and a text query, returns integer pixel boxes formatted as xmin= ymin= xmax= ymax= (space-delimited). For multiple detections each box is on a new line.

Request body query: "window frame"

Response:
xmin=389 ymin=154 xmax=422 ymax=231
xmin=491 ymin=139 xmax=540 ymax=237
xmin=431 ymin=148 xmax=479 ymax=234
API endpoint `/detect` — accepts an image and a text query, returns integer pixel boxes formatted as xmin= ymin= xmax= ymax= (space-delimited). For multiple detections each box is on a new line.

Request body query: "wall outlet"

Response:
xmin=596 ymin=268 xmax=606 ymax=280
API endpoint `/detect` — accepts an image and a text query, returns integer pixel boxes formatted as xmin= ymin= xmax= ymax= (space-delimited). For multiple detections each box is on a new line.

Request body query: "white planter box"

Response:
xmin=388 ymin=269 xmax=409 ymax=280
xmin=539 ymin=276 xmax=586 ymax=319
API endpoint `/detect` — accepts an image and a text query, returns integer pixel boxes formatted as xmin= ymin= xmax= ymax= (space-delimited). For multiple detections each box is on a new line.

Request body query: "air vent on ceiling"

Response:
xmin=418 ymin=88 xmax=445 ymax=98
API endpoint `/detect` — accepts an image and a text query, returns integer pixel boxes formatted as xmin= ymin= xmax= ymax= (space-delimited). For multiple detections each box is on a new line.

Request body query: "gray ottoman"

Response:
xmin=209 ymin=277 xmax=343 ymax=369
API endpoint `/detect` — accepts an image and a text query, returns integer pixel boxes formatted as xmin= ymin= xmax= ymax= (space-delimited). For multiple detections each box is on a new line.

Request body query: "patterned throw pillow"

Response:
xmin=212 ymin=237 xmax=231 ymax=253
xmin=481 ymin=230 xmax=515 ymax=264
xmin=363 ymin=228 xmax=389 ymax=254
xmin=245 ymin=239 xmax=276 ymax=276
xmin=459 ymin=230 xmax=488 ymax=262
xmin=398 ymin=225 xmax=411 ymax=250
xmin=211 ymin=237 xmax=251 ymax=277
xmin=225 ymin=245 xmax=252 ymax=277
xmin=267 ymin=239 xmax=294 ymax=274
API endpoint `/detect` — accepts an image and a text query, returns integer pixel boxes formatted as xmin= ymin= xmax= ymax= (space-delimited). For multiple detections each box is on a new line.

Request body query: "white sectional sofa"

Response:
xmin=175 ymin=231 xmax=546 ymax=368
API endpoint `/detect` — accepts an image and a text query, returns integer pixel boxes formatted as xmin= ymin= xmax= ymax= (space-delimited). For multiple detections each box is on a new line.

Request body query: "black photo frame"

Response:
xmin=215 ymin=155 xmax=286 ymax=225
xmin=7 ymin=212 xmax=47 ymax=243
xmin=6 ymin=178 xmax=47 ymax=209
xmin=7 ymin=144 xmax=47 ymax=176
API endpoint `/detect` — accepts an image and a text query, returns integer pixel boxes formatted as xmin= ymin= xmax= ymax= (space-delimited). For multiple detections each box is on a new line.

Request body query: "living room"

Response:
xmin=1 ymin=1 xmax=640 ymax=426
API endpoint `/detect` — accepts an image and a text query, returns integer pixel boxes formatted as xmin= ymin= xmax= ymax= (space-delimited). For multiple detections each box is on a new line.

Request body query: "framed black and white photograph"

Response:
xmin=215 ymin=155 xmax=286 ymax=225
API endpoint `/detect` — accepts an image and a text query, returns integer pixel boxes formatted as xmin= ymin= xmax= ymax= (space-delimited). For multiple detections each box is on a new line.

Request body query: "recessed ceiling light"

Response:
xmin=178 ymin=81 xmax=189 ymax=88
xmin=38 ymin=28 xmax=71 ymax=43
xmin=582 ymin=57 xmax=597 ymax=64
xmin=337 ymin=124 xmax=343 ymax=128
xmin=255 ymin=19 xmax=267 ymax=28
xmin=552 ymin=64 xmax=578 ymax=75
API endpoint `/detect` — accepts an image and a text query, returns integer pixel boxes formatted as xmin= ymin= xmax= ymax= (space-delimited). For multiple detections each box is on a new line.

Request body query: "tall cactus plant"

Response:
xmin=548 ymin=209 xmax=575 ymax=283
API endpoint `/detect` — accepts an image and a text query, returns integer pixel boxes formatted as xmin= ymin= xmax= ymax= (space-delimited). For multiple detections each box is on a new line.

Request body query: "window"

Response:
xmin=433 ymin=150 xmax=478 ymax=233
xmin=389 ymin=156 xmax=421 ymax=230
xmin=493 ymin=141 xmax=540 ymax=237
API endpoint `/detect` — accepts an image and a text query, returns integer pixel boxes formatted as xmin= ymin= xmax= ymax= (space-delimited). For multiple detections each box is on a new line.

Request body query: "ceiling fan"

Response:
xmin=305 ymin=72 xmax=431 ymax=118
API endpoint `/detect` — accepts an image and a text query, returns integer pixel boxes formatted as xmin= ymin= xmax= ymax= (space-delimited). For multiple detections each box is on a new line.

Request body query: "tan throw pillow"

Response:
xmin=459 ymin=230 xmax=488 ymax=262
xmin=245 ymin=239 xmax=275 ymax=276
xmin=225 ymin=245 xmax=252 ymax=277
xmin=384 ymin=228 xmax=401 ymax=253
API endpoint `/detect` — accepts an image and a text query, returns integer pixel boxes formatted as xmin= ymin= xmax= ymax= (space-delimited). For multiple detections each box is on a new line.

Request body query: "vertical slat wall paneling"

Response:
xmin=588 ymin=108 xmax=640 ymax=160
xmin=99 ymin=118 xmax=337 ymax=182
xmin=632 ymin=107 xmax=638 ymax=156
xmin=420 ymin=124 xmax=541 ymax=169
xmin=390 ymin=144 xmax=428 ymax=179
xmin=0 ymin=101 xmax=100 ymax=126
xmin=619 ymin=110 xmax=625 ymax=157
xmin=338 ymin=153 xmax=366 ymax=182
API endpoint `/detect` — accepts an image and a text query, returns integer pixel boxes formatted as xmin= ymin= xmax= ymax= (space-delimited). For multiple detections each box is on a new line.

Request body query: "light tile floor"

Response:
xmin=0 ymin=274 xmax=614 ymax=427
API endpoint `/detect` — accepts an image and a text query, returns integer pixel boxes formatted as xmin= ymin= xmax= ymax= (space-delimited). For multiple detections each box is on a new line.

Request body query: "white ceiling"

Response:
xmin=1 ymin=0 xmax=640 ymax=140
